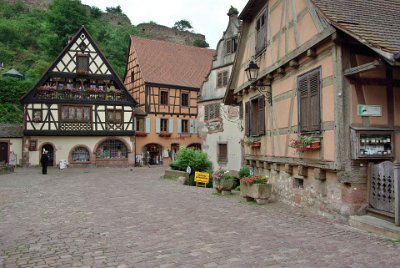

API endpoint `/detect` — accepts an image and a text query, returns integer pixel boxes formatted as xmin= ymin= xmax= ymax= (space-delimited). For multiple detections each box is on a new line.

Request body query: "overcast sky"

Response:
xmin=81 ymin=0 xmax=248 ymax=48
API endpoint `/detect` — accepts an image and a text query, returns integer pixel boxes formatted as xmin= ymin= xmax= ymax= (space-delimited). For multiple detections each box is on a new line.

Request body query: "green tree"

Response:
xmin=193 ymin=39 xmax=209 ymax=48
xmin=172 ymin=19 xmax=193 ymax=31
xmin=47 ymin=0 xmax=89 ymax=56
xmin=106 ymin=5 xmax=122 ymax=13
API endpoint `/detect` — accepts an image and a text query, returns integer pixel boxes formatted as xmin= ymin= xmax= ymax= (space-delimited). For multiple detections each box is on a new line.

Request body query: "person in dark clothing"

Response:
xmin=41 ymin=151 xmax=49 ymax=174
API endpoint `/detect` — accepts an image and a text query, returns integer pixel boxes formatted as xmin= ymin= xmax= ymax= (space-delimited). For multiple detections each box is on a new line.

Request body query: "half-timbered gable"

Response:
xmin=225 ymin=0 xmax=400 ymax=220
xmin=124 ymin=37 xmax=214 ymax=166
xmin=20 ymin=26 xmax=137 ymax=167
xmin=198 ymin=6 xmax=242 ymax=173
xmin=21 ymin=26 xmax=137 ymax=136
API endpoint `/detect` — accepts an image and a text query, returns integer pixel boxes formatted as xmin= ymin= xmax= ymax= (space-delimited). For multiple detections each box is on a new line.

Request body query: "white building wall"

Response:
xmin=10 ymin=138 xmax=23 ymax=165
xmin=27 ymin=136 xmax=133 ymax=166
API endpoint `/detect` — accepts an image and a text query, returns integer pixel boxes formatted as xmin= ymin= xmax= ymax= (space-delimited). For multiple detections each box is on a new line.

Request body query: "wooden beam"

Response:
xmin=349 ymin=78 xmax=400 ymax=87
xmin=344 ymin=60 xmax=383 ymax=76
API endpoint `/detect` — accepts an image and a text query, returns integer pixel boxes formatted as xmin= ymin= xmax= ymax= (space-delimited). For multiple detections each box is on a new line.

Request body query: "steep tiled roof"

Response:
xmin=312 ymin=0 xmax=400 ymax=56
xmin=0 ymin=124 xmax=23 ymax=138
xmin=131 ymin=37 xmax=215 ymax=88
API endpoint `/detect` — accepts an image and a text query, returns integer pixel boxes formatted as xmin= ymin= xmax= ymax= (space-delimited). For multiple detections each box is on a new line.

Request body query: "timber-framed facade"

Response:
xmin=124 ymin=37 xmax=214 ymax=166
xmin=225 ymin=0 xmax=400 ymax=220
xmin=21 ymin=26 xmax=137 ymax=167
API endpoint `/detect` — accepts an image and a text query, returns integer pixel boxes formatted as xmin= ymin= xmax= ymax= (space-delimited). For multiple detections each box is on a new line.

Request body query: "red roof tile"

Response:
xmin=131 ymin=37 xmax=215 ymax=88
xmin=312 ymin=0 xmax=400 ymax=55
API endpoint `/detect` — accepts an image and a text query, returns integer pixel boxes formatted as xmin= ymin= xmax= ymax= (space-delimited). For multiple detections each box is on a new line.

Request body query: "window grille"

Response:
xmin=96 ymin=140 xmax=128 ymax=159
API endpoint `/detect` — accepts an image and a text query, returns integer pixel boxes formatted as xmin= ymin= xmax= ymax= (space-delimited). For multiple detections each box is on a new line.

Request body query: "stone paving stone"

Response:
xmin=0 ymin=167 xmax=400 ymax=267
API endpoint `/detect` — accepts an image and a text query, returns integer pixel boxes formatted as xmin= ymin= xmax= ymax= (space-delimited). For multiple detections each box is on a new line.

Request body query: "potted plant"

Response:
xmin=213 ymin=169 xmax=235 ymax=194
xmin=240 ymin=175 xmax=272 ymax=204
xmin=288 ymin=135 xmax=320 ymax=153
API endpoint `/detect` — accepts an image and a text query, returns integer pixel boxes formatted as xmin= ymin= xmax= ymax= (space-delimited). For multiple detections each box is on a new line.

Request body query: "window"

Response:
xmin=255 ymin=8 xmax=267 ymax=55
xmin=107 ymin=109 xmax=123 ymax=124
xmin=217 ymin=71 xmax=228 ymax=88
xmin=130 ymin=71 xmax=135 ymax=83
xmin=72 ymin=147 xmax=90 ymax=162
xmin=245 ymin=96 xmax=265 ymax=136
xmin=136 ymin=117 xmax=145 ymax=132
xmin=96 ymin=139 xmax=128 ymax=159
xmin=181 ymin=93 xmax=189 ymax=107
xmin=225 ymin=37 xmax=237 ymax=54
xmin=160 ymin=118 xmax=168 ymax=132
xmin=298 ymin=68 xmax=321 ymax=133
xmin=218 ymin=143 xmax=228 ymax=163
xmin=32 ymin=109 xmax=42 ymax=123
xmin=160 ymin=90 xmax=168 ymax=105
xmin=204 ymin=103 xmax=220 ymax=121
xmin=28 ymin=140 xmax=37 ymax=151
xmin=76 ymin=54 xmax=89 ymax=74
xmin=181 ymin=119 xmax=189 ymax=133
xmin=60 ymin=106 xmax=91 ymax=122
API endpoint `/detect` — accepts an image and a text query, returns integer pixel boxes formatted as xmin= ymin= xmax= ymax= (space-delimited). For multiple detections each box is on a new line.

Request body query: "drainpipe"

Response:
xmin=394 ymin=161 xmax=400 ymax=226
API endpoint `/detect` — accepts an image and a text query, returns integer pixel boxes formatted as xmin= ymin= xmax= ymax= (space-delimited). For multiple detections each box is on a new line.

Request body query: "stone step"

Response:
xmin=349 ymin=215 xmax=400 ymax=240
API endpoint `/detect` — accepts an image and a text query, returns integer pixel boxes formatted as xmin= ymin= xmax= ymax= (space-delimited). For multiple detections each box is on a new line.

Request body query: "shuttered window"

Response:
xmin=298 ymin=68 xmax=321 ymax=133
xmin=76 ymin=54 xmax=89 ymax=73
xmin=204 ymin=103 xmax=220 ymax=121
xmin=160 ymin=119 xmax=168 ymax=132
xmin=181 ymin=93 xmax=189 ymax=107
xmin=181 ymin=119 xmax=189 ymax=133
xmin=245 ymin=96 xmax=265 ymax=137
xmin=160 ymin=91 xmax=168 ymax=105
xmin=225 ymin=37 xmax=237 ymax=55
xmin=255 ymin=8 xmax=267 ymax=55
xmin=218 ymin=143 xmax=228 ymax=163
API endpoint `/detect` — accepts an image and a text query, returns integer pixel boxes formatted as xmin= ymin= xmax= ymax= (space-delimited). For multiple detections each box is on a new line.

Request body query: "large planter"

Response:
xmin=214 ymin=179 xmax=235 ymax=194
xmin=240 ymin=183 xmax=272 ymax=204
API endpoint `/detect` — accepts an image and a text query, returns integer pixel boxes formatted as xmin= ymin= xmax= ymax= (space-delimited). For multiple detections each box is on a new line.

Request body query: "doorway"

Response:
xmin=144 ymin=143 xmax=163 ymax=165
xmin=0 ymin=142 xmax=8 ymax=164
xmin=42 ymin=144 xmax=55 ymax=166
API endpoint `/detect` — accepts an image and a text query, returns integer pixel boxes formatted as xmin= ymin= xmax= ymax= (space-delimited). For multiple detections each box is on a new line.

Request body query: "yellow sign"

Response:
xmin=194 ymin=171 xmax=209 ymax=187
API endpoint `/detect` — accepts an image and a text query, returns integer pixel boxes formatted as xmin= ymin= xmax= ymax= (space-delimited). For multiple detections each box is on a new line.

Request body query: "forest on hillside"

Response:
xmin=0 ymin=0 xmax=144 ymax=123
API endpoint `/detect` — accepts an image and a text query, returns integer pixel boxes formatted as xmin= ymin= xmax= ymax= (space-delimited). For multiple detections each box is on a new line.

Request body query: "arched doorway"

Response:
xmin=42 ymin=144 xmax=55 ymax=166
xmin=143 ymin=143 xmax=163 ymax=165
xmin=171 ymin=143 xmax=180 ymax=161
xmin=188 ymin=143 xmax=202 ymax=150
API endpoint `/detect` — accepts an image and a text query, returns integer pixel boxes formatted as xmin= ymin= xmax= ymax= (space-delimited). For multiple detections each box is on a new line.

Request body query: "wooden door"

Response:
xmin=368 ymin=161 xmax=395 ymax=213
xmin=0 ymin=142 xmax=8 ymax=164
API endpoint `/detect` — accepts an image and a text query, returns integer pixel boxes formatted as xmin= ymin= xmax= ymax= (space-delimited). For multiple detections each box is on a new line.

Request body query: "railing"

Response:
xmin=34 ymin=89 xmax=127 ymax=102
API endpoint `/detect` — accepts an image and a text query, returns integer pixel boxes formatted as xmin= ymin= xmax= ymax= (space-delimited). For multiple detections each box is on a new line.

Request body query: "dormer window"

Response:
xmin=225 ymin=37 xmax=237 ymax=55
xmin=76 ymin=54 xmax=89 ymax=74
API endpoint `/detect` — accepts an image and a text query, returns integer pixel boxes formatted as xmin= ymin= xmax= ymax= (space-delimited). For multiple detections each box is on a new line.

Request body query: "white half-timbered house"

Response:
xmin=21 ymin=26 xmax=137 ymax=167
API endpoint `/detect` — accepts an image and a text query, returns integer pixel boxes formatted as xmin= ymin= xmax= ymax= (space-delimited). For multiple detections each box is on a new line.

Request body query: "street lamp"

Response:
xmin=244 ymin=60 xmax=272 ymax=105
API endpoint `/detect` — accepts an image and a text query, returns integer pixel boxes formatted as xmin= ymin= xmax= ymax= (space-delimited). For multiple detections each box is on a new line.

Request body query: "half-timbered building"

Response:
xmin=225 ymin=0 xmax=400 ymax=221
xmin=198 ymin=7 xmax=242 ymax=173
xmin=124 ymin=37 xmax=214 ymax=166
xmin=21 ymin=26 xmax=137 ymax=167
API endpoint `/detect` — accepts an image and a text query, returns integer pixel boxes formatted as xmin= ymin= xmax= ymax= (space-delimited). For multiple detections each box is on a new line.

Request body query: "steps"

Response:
xmin=349 ymin=215 xmax=400 ymax=240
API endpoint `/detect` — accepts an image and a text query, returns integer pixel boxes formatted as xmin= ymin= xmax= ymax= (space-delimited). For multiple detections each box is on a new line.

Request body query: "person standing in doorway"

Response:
xmin=41 ymin=150 xmax=49 ymax=174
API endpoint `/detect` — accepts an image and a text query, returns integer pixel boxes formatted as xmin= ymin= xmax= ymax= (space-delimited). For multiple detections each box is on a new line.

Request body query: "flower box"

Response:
xmin=289 ymin=135 xmax=321 ymax=153
xmin=310 ymin=141 xmax=320 ymax=150
xmin=136 ymin=132 xmax=147 ymax=137
xmin=159 ymin=132 xmax=171 ymax=137
xmin=240 ymin=182 xmax=272 ymax=205
xmin=214 ymin=178 xmax=235 ymax=194
xmin=250 ymin=141 xmax=261 ymax=148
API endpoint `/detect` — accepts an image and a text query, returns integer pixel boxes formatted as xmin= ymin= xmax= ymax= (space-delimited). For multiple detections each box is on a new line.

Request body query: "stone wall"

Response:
xmin=137 ymin=23 xmax=206 ymax=47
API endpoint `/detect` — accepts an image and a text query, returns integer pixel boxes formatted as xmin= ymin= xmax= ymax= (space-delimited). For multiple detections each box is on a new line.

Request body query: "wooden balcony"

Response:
xmin=34 ymin=88 xmax=127 ymax=102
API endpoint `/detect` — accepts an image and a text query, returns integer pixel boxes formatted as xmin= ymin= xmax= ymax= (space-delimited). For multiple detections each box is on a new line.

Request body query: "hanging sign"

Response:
xmin=357 ymin=105 xmax=382 ymax=117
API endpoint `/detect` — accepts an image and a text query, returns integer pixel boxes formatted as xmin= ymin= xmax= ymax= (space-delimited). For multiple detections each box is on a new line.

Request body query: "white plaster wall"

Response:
xmin=10 ymin=138 xmax=22 ymax=165
xmin=28 ymin=136 xmax=133 ymax=166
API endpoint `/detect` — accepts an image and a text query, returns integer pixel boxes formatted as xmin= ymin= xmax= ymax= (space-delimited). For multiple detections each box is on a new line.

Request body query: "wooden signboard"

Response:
xmin=194 ymin=171 xmax=209 ymax=188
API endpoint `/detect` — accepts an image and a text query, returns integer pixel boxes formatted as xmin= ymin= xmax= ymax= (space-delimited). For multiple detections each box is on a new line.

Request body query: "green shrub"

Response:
xmin=238 ymin=166 xmax=251 ymax=178
xmin=170 ymin=147 xmax=212 ymax=187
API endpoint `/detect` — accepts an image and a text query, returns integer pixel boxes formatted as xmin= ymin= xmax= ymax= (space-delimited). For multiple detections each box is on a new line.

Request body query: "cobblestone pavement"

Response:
xmin=0 ymin=167 xmax=399 ymax=268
